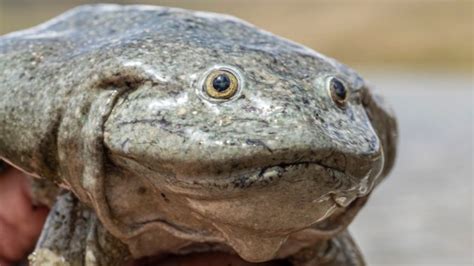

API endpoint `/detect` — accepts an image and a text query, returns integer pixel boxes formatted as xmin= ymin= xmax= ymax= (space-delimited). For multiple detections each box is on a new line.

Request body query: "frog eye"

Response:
xmin=328 ymin=77 xmax=349 ymax=107
xmin=203 ymin=69 xmax=240 ymax=100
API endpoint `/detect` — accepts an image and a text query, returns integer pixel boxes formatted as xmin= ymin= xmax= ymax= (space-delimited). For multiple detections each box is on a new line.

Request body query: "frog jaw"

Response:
xmin=208 ymin=196 xmax=371 ymax=262
xmin=116 ymin=182 xmax=373 ymax=262
xmin=169 ymin=159 xmax=383 ymax=262
xmin=106 ymin=153 xmax=383 ymax=262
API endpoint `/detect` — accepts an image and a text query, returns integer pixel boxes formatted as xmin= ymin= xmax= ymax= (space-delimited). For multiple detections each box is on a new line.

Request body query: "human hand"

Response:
xmin=0 ymin=161 xmax=49 ymax=266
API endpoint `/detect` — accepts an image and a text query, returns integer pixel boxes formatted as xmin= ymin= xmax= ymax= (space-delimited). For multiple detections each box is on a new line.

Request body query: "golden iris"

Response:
xmin=204 ymin=70 xmax=239 ymax=99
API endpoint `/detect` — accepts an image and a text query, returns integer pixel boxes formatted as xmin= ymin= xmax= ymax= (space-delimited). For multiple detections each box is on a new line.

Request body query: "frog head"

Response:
xmin=55 ymin=5 xmax=397 ymax=262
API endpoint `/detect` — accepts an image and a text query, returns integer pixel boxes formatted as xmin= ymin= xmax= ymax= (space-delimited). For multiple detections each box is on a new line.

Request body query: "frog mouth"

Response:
xmin=165 ymin=158 xmax=381 ymax=202
xmin=132 ymin=158 xmax=382 ymax=235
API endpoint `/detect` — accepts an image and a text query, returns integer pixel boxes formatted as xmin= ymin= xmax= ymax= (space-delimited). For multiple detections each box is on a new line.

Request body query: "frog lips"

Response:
xmin=168 ymin=154 xmax=384 ymax=201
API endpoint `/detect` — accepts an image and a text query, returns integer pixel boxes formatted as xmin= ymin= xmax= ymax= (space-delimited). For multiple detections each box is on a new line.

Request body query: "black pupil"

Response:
xmin=212 ymin=74 xmax=231 ymax=92
xmin=332 ymin=79 xmax=346 ymax=99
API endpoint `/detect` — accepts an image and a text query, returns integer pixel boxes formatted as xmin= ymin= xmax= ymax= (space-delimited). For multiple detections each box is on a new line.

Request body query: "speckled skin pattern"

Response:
xmin=0 ymin=4 xmax=397 ymax=266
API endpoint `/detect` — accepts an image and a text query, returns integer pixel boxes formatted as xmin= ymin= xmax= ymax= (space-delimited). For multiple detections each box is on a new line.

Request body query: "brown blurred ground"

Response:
xmin=0 ymin=0 xmax=473 ymax=70
xmin=0 ymin=1 xmax=472 ymax=265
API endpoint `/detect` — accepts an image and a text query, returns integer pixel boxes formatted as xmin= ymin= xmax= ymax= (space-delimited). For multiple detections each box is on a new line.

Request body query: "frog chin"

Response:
xmin=180 ymin=188 xmax=369 ymax=262
xmin=131 ymin=162 xmax=379 ymax=262
xmin=109 ymin=155 xmax=383 ymax=261
xmin=123 ymin=190 xmax=368 ymax=263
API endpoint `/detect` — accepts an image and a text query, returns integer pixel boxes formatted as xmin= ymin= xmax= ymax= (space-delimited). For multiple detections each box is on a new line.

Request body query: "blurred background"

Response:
xmin=0 ymin=0 xmax=472 ymax=265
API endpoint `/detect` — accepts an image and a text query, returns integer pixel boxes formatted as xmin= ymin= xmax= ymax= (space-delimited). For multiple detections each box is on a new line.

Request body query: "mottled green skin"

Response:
xmin=0 ymin=4 xmax=397 ymax=265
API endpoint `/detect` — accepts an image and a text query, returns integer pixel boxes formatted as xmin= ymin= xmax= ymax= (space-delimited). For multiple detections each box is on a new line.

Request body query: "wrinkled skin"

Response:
xmin=0 ymin=4 xmax=397 ymax=266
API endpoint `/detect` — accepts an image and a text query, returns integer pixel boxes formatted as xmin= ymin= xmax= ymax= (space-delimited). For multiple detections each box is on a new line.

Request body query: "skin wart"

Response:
xmin=0 ymin=4 xmax=397 ymax=266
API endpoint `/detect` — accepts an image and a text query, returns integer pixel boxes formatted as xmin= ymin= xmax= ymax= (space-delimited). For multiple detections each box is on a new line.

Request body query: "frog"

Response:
xmin=0 ymin=4 xmax=397 ymax=266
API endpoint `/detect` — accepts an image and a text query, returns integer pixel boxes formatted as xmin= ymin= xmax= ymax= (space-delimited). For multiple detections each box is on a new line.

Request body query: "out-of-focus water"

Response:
xmin=350 ymin=70 xmax=473 ymax=265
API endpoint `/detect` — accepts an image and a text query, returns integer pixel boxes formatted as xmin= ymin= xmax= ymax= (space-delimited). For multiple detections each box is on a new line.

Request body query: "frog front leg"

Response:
xmin=289 ymin=230 xmax=365 ymax=266
xmin=29 ymin=191 xmax=130 ymax=266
